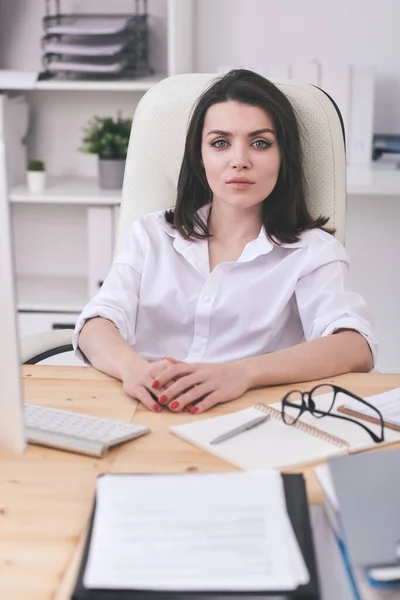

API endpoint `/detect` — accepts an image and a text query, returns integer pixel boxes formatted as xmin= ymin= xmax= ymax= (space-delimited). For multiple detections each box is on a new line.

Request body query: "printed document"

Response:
xmin=83 ymin=470 xmax=309 ymax=591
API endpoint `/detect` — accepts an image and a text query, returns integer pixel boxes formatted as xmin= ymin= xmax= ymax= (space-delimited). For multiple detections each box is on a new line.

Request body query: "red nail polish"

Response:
xmin=152 ymin=380 xmax=160 ymax=389
xmin=190 ymin=406 xmax=198 ymax=414
xmin=153 ymin=404 xmax=161 ymax=412
xmin=170 ymin=401 xmax=179 ymax=410
xmin=159 ymin=394 xmax=168 ymax=404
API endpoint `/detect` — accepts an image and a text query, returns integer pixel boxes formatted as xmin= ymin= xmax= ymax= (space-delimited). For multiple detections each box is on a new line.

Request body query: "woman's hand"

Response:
xmin=122 ymin=358 xmax=178 ymax=412
xmin=151 ymin=360 xmax=252 ymax=413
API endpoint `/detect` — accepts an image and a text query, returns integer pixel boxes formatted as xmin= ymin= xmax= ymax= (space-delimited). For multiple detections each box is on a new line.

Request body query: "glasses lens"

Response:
xmin=310 ymin=385 xmax=336 ymax=417
xmin=282 ymin=391 xmax=303 ymax=425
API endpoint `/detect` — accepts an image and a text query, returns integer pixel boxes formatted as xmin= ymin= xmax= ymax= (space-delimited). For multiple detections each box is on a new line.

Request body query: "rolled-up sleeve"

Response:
xmin=295 ymin=235 xmax=378 ymax=367
xmin=72 ymin=221 xmax=146 ymax=364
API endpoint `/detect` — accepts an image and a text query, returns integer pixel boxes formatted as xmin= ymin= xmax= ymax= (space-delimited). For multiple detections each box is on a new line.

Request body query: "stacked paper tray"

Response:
xmin=40 ymin=5 xmax=152 ymax=80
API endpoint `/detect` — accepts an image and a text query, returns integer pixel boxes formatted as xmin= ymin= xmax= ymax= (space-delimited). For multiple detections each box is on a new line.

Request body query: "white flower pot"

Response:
xmin=27 ymin=171 xmax=46 ymax=193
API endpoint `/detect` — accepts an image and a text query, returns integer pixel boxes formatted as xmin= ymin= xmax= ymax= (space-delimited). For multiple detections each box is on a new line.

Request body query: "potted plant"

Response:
xmin=27 ymin=159 xmax=46 ymax=193
xmin=80 ymin=113 xmax=132 ymax=190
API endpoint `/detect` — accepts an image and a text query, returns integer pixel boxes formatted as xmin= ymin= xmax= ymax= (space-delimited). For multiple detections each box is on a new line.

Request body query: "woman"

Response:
xmin=73 ymin=69 xmax=376 ymax=414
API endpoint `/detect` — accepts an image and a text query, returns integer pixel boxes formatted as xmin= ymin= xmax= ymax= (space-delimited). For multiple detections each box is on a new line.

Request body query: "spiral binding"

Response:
xmin=255 ymin=403 xmax=349 ymax=449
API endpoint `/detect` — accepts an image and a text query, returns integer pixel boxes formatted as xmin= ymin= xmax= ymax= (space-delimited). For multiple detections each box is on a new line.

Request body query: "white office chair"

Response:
xmin=21 ymin=73 xmax=346 ymax=364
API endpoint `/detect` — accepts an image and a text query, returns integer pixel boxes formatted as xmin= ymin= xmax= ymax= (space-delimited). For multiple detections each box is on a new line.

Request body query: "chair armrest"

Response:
xmin=20 ymin=330 xmax=74 ymax=364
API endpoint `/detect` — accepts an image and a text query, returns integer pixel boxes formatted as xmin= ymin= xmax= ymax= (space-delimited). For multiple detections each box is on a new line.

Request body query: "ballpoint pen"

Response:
xmin=209 ymin=414 xmax=270 ymax=445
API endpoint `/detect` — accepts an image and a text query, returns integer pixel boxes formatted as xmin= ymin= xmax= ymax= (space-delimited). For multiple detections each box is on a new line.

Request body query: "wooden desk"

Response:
xmin=1 ymin=366 xmax=399 ymax=600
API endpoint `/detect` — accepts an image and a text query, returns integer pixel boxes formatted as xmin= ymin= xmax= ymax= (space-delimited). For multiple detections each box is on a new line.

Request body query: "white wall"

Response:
xmin=194 ymin=0 xmax=400 ymax=134
xmin=346 ymin=195 xmax=400 ymax=373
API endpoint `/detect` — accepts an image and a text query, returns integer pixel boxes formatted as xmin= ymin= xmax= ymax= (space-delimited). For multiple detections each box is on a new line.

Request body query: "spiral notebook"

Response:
xmin=170 ymin=401 xmax=400 ymax=471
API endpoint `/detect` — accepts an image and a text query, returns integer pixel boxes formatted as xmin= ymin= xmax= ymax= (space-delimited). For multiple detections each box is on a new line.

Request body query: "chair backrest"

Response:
xmin=118 ymin=73 xmax=346 ymax=251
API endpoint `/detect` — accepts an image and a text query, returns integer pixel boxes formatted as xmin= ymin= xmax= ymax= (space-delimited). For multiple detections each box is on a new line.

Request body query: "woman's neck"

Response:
xmin=208 ymin=200 xmax=262 ymax=244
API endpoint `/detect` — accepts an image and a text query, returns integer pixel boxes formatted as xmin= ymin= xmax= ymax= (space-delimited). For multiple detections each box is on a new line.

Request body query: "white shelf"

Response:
xmin=34 ymin=73 xmax=166 ymax=92
xmin=347 ymin=165 xmax=400 ymax=196
xmin=10 ymin=177 xmax=122 ymax=205
xmin=17 ymin=275 xmax=87 ymax=312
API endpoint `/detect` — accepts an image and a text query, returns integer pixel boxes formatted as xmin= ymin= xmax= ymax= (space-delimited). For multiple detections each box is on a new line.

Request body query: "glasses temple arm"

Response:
xmin=335 ymin=387 xmax=385 ymax=422
xmin=312 ymin=409 xmax=383 ymax=443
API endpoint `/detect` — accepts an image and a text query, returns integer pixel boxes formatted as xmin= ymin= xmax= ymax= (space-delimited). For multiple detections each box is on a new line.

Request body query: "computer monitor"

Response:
xmin=0 ymin=138 xmax=26 ymax=454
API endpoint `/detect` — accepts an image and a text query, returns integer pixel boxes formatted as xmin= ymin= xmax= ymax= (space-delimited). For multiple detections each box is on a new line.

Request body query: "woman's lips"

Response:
xmin=227 ymin=181 xmax=254 ymax=190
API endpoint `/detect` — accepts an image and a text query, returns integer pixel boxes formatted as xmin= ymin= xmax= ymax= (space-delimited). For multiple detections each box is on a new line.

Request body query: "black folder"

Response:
xmin=72 ymin=474 xmax=319 ymax=600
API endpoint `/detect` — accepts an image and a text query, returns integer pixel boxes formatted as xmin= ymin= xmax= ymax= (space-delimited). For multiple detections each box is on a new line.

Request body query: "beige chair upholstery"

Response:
xmin=21 ymin=73 xmax=346 ymax=363
xmin=118 ymin=73 xmax=346 ymax=251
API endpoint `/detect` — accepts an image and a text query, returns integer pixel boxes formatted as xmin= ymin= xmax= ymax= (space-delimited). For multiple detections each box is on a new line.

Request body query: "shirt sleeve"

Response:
xmin=294 ymin=234 xmax=378 ymax=367
xmin=72 ymin=220 xmax=147 ymax=365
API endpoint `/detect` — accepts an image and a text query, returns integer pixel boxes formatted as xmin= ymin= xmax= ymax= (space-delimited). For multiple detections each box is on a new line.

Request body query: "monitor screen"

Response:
xmin=0 ymin=138 xmax=26 ymax=454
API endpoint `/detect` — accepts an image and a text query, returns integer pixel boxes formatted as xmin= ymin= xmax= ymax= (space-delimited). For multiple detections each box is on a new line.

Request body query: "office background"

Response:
xmin=1 ymin=0 xmax=399 ymax=372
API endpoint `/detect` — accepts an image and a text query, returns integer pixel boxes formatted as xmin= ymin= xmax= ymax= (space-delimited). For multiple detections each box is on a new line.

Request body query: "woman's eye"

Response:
xmin=211 ymin=139 xmax=228 ymax=148
xmin=252 ymin=140 xmax=271 ymax=149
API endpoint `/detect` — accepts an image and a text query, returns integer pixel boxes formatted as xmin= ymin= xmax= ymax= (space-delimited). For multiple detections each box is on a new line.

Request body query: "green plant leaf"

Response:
xmin=79 ymin=114 xmax=133 ymax=159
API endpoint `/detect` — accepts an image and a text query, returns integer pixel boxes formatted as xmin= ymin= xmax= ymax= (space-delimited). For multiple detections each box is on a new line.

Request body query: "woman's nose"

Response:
xmin=231 ymin=148 xmax=251 ymax=170
xmin=233 ymin=159 xmax=249 ymax=169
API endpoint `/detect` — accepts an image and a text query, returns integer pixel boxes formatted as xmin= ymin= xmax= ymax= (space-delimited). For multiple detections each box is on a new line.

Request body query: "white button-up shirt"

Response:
xmin=73 ymin=207 xmax=377 ymax=366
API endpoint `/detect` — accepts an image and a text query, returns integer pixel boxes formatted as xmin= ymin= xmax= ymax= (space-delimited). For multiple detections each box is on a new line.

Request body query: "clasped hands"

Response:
xmin=123 ymin=357 xmax=251 ymax=414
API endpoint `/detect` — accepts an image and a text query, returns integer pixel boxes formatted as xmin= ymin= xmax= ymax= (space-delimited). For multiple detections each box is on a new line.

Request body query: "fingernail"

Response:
xmin=170 ymin=401 xmax=179 ymax=410
xmin=159 ymin=394 xmax=168 ymax=404
xmin=153 ymin=404 xmax=161 ymax=412
xmin=152 ymin=380 xmax=160 ymax=389
xmin=190 ymin=406 xmax=198 ymax=414
xmin=185 ymin=403 xmax=193 ymax=412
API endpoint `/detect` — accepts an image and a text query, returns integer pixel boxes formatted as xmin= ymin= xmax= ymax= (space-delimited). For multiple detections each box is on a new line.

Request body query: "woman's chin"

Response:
xmin=215 ymin=194 xmax=263 ymax=210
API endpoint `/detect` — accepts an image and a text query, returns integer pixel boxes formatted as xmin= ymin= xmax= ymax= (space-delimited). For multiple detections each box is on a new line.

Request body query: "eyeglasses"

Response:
xmin=281 ymin=384 xmax=385 ymax=444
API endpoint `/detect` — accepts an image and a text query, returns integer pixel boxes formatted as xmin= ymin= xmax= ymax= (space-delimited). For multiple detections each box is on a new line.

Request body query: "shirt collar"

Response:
xmin=159 ymin=204 xmax=210 ymax=254
xmin=159 ymin=204 xmax=306 ymax=259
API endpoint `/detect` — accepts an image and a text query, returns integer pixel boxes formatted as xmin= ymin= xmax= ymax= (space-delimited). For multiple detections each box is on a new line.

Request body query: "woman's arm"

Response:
xmin=152 ymin=330 xmax=372 ymax=414
xmin=238 ymin=329 xmax=373 ymax=389
xmin=78 ymin=317 xmax=173 ymax=413
xmin=78 ymin=317 xmax=148 ymax=381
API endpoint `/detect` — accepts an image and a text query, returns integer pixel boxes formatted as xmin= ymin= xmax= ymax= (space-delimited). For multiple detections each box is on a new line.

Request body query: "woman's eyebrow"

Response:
xmin=249 ymin=128 xmax=276 ymax=137
xmin=206 ymin=129 xmax=232 ymax=137
xmin=206 ymin=128 xmax=275 ymax=137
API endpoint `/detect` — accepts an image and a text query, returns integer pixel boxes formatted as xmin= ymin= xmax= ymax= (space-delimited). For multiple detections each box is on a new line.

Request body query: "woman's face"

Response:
xmin=201 ymin=100 xmax=281 ymax=212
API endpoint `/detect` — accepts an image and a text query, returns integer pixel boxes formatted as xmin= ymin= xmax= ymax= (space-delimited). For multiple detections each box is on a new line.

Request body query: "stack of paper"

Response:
xmin=83 ymin=471 xmax=310 ymax=593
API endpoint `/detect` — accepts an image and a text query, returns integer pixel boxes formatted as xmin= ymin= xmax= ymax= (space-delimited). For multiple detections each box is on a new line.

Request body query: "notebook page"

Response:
xmin=83 ymin=471 xmax=309 ymax=591
xmin=272 ymin=394 xmax=400 ymax=452
xmin=340 ymin=387 xmax=400 ymax=428
xmin=170 ymin=407 xmax=344 ymax=470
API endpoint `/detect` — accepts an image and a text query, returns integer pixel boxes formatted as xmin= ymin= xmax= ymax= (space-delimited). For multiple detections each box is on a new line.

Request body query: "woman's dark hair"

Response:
xmin=165 ymin=69 xmax=331 ymax=243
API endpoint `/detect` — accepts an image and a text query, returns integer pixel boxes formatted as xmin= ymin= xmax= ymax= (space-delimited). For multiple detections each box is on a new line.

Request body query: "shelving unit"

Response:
xmin=0 ymin=0 xmax=194 ymax=337
xmin=347 ymin=166 xmax=400 ymax=196
xmin=35 ymin=73 xmax=166 ymax=92
xmin=10 ymin=176 xmax=122 ymax=205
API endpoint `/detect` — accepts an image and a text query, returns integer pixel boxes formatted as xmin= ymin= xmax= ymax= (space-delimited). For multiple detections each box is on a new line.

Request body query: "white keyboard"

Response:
xmin=24 ymin=403 xmax=150 ymax=457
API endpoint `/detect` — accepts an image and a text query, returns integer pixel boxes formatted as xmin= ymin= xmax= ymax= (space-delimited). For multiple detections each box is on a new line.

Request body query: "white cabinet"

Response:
xmin=18 ymin=312 xmax=78 ymax=337
xmin=0 ymin=0 xmax=194 ymax=334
